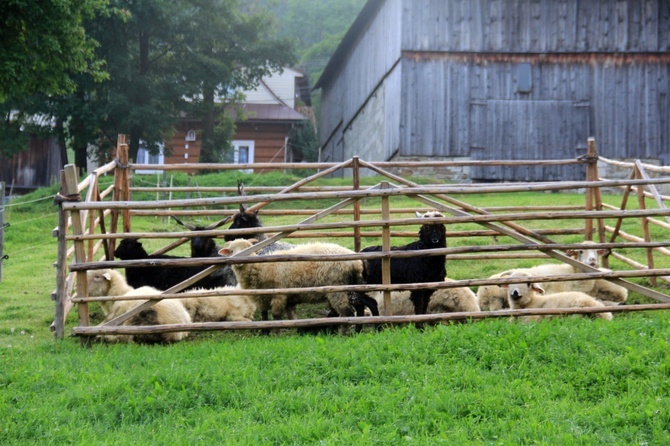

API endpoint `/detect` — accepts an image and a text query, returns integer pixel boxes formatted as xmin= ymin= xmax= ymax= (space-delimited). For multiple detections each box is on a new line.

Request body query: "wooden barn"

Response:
xmin=136 ymin=67 xmax=310 ymax=173
xmin=315 ymin=0 xmax=670 ymax=181
xmin=0 ymin=137 xmax=63 ymax=192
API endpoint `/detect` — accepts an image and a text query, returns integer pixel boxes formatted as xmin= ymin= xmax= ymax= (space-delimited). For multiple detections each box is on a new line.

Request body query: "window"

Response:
xmin=232 ymin=140 xmax=254 ymax=173
xmin=185 ymin=130 xmax=196 ymax=142
xmin=135 ymin=141 xmax=165 ymax=174
xmin=517 ymin=63 xmax=532 ymax=93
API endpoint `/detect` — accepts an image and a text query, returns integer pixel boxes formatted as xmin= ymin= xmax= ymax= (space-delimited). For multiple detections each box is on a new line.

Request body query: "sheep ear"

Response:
xmin=532 ymin=283 xmax=545 ymax=294
xmin=219 ymin=248 xmax=231 ymax=256
xmin=102 ymin=272 xmax=112 ymax=282
xmin=415 ymin=211 xmax=423 ymax=218
xmin=497 ymin=271 xmax=512 ymax=288
xmin=566 ymin=249 xmax=577 ymax=258
xmin=598 ymin=248 xmax=609 ymax=256
xmin=248 ymin=238 xmax=259 ymax=244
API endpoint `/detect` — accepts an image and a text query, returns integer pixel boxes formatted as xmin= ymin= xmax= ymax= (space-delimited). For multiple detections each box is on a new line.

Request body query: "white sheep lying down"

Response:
xmin=179 ymin=286 xmax=256 ymax=323
xmin=220 ymin=239 xmax=364 ymax=326
xmin=86 ymin=269 xmax=191 ymax=344
xmin=501 ymin=271 xmax=613 ymax=322
xmin=87 ymin=269 xmax=257 ymax=343
xmin=477 ymin=242 xmax=627 ymax=311
xmin=369 ymin=278 xmax=480 ymax=316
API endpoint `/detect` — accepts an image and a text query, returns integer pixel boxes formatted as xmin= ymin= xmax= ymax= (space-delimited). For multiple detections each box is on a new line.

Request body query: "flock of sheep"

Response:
xmin=86 ymin=202 xmax=628 ymax=344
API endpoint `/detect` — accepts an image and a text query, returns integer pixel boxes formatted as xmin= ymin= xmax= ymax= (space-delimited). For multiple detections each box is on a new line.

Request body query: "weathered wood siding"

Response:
xmin=0 ymin=138 xmax=62 ymax=189
xmin=403 ymin=0 xmax=670 ymax=52
xmin=401 ymin=54 xmax=670 ymax=180
xmin=320 ymin=0 xmax=402 ymax=166
xmin=235 ymin=122 xmax=290 ymax=170
xmin=318 ymin=0 xmax=670 ymax=181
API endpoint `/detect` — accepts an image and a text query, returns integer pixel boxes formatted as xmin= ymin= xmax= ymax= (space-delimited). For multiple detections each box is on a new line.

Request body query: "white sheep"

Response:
xmin=500 ymin=271 xmax=613 ymax=322
xmin=179 ymin=286 xmax=256 ymax=322
xmin=86 ymin=269 xmax=191 ymax=344
xmin=219 ymin=239 xmax=365 ymax=331
xmin=476 ymin=241 xmax=626 ymax=310
xmin=369 ymin=278 xmax=480 ymax=316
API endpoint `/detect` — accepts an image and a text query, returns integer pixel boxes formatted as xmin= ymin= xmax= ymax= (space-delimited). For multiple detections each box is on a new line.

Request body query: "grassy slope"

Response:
xmin=1 ymin=173 xmax=669 ymax=444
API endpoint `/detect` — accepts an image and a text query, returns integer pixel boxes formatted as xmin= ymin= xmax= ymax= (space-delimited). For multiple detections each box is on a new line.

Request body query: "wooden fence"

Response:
xmin=52 ymin=136 xmax=670 ymax=344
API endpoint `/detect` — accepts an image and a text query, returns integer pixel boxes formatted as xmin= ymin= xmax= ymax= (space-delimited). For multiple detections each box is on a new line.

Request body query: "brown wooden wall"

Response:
xmin=235 ymin=122 xmax=291 ymax=166
xmin=166 ymin=123 xmax=202 ymax=171
xmin=0 ymin=137 xmax=62 ymax=190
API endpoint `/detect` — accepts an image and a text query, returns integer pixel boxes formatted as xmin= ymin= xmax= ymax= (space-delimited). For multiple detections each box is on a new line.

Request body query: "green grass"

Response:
xmin=1 ymin=173 xmax=670 ymax=444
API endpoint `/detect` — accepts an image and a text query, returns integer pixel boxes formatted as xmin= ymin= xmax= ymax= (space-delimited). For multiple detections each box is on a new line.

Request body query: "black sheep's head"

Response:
xmin=416 ymin=211 xmax=446 ymax=246
xmin=224 ymin=210 xmax=262 ymax=242
xmin=114 ymin=238 xmax=145 ymax=259
xmin=172 ymin=216 xmax=229 ymax=257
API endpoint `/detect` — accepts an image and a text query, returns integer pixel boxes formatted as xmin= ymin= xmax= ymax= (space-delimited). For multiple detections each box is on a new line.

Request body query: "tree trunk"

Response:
xmin=55 ymin=118 xmax=68 ymax=168
xmin=200 ymin=85 xmax=216 ymax=163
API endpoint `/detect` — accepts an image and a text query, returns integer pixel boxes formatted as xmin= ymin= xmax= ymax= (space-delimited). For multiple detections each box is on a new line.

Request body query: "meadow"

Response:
xmin=1 ymin=171 xmax=669 ymax=445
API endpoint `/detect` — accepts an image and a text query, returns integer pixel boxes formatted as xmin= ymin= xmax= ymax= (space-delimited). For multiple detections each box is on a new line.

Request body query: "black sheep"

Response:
xmin=113 ymin=238 xmax=234 ymax=291
xmin=361 ymin=210 xmax=447 ymax=315
xmin=171 ymin=216 xmax=238 ymax=286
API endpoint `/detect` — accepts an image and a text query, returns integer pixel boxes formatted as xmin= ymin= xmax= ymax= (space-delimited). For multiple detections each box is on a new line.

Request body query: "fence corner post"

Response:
xmin=584 ymin=137 xmax=599 ymax=241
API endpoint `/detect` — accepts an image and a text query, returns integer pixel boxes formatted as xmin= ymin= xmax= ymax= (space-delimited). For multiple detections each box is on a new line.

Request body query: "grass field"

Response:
xmin=1 ymin=172 xmax=669 ymax=444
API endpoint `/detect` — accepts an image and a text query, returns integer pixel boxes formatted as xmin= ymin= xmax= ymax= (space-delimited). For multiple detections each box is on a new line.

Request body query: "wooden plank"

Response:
xmin=63 ymin=165 xmax=92 ymax=346
xmin=380 ymin=182 xmax=392 ymax=315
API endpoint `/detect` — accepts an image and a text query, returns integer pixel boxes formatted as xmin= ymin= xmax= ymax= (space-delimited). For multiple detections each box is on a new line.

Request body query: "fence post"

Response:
xmin=63 ymin=164 xmax=93 ymax=346
xmin=110 ymin=135 xmax=130 ymax=254
xmin=584 ymin=137 xmax=599 ymax=241
xmin=352 ymin=157 xmax=361 ymax=252
xmin=0 ymin=181 xmax=5 ymax=283
xmin=53 ymin=172 xmax=68 ymax=339
xmin=380 ymin=181 xmax=392 ymax=315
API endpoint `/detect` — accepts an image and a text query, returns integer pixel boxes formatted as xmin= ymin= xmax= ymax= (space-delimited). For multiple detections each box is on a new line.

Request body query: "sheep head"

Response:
xmin=566 ymin=241 xmax=608 ymax=268
xmin=224 ymin=210 xmax=262 ymax=241
xmin=172 ymin=215 xmax=230 ymax=257
xmin=499 ymin=271 xmax=544 ymax=309
xmin=86 ymin=269 xmax=114 ymax=297
xmin=218 ymin=238 xmax=259 ymax=256
xmin=114 ymin=238 xmax=147 ymax=260
xmin=416 ymin=210 xmax=446 ymax=246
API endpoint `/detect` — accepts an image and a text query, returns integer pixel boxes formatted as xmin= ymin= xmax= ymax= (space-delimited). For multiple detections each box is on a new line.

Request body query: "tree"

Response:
xmin=180 ymin=0 xmax=295 ymax=162
xmin=71 ymin=0 xmax=294 ymax=164
xmin=0 ymin=0 xmax=109 ymax=100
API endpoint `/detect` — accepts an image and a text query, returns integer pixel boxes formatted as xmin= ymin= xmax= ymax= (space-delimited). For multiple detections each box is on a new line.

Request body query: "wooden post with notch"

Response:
xmin=584 ymin=137 xmax=599 ymax=241
xmin=110 ymin=135 xmax=130 ymax=255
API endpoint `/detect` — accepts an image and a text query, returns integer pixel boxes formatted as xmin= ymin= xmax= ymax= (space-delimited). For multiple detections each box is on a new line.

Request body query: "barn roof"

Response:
xmin=313 ymin=0 xmax=384 ymax=90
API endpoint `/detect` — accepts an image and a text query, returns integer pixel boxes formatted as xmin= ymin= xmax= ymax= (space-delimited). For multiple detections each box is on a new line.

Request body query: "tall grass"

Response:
xmin=0 ymin=173 xmax=669 ymax=444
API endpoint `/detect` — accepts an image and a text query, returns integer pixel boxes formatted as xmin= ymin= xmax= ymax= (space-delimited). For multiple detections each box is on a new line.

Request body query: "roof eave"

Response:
xmin=313 ymin=0 xmax=386 ymax=91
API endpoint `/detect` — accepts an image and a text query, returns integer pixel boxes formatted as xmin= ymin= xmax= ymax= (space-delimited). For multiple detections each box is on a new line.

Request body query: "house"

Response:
xmin=138 ymin=67 xmax=310 ymax=173
xmin=315 ymin=0 xmax=670 ymax=181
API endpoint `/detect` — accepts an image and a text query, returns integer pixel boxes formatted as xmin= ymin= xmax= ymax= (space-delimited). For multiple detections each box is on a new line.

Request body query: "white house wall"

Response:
xmin=241 ymin=68 xmax=303 ymax=108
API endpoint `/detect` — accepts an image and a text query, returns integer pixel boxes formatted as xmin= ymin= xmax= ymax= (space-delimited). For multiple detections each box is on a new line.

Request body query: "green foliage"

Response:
xmin=0 ymin=0 xmax=110 ymax=99
xmin=288 ymin=120 xmax=320 ymax=162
